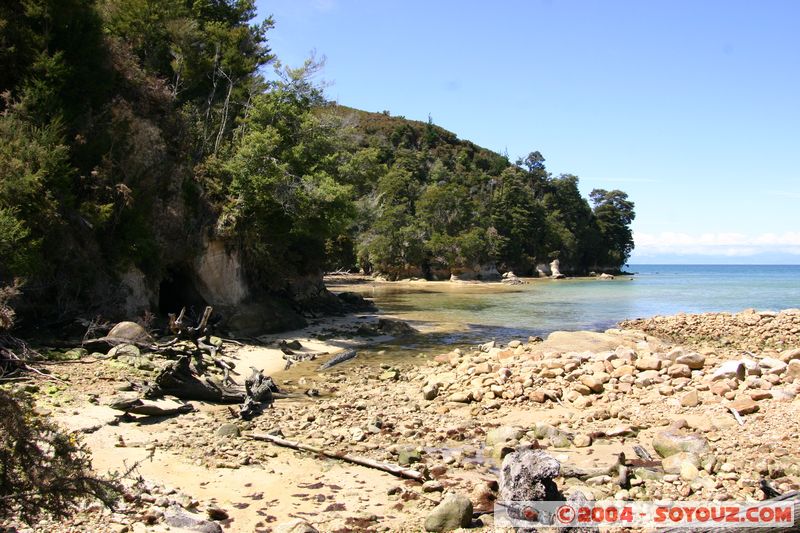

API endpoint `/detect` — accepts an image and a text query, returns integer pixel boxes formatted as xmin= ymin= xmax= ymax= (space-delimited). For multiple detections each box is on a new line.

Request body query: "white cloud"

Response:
xmin=767 ymin=190 xmax=800 ymax=199
xmin=312 ymin=0 xmax=336 ymax=12
xmin=633 ymin=231 xmax=800 ymax=256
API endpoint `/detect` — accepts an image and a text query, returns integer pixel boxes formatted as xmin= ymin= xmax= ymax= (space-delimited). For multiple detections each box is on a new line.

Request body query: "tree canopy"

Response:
xmin=0 ymin=0 xmax=636 ymax=322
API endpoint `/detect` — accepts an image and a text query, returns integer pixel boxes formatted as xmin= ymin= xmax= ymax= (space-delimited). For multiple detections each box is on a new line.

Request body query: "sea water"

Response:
xmin=341 ymin=265 xmax=800 ymax=347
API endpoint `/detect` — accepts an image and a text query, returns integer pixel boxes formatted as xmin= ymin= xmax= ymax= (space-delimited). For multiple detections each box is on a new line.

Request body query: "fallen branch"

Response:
xmin=248 ymin=432 xmax=429 ymax=482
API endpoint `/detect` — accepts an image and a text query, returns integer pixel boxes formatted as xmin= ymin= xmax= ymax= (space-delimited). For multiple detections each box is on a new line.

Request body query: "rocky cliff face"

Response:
xmin=111 ymin=236 xmax=340 ymax=335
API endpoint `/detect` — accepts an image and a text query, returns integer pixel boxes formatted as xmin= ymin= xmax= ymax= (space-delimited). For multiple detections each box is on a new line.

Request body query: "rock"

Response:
xmin=779 ymin=348 xmax=800 ymax=363
xmin=612 ymin=365 xmax=636 ymax=378
xmin=785 ymin=360 xmax=800 ymax=381
xmin=108 ymin=321 xmax=151 ymax=343
xmin=60 ymin=348 xmax=87 ymax=360
xmin=532 ymin=423 xmax=572 ymax=447
xmin=711 ymin=361 xmax=745 ymax=381
xmin=580 ymin=375 xmax=604 ymax=393
xmin=710 ymin=381 xmax=732 ymax=396
xmin=337 ymin=291 xmax=376 ymax=310
xmin=771 ymin=388 xmax=796 ymax=401
xmin=473 ymin=362 xmax=492 ymax=375
xmin=447 ymin=392 xmax=472 ymax=403
xmin=206 ymin=505 xmax=228 ymax=521
xmin=668 ymin=364 xmax=692 ymax=378
xmin=422 ymin=384 xmax=439 ymax=400
xmin=215 ymin=423 xmax=240 ymax=438
xmin=479 ymin=341 xmax=496 ymax=352
xmin=573 ymin=434 xmax=592 ymax=448
xmin=275 ymin=518 xmax=319 ymax=533
xmin=379 ymin=369 xmax=399 ymax=381
xmin=486 ymin=426 xmax=524 ymax=447
xmin=499 ymin=448 xmax=561 ymax=504
xmin=605 ymin=425 xmax=638 ymax=438
xmin=759 ymin=357 xmax=787 ymax=374
xmin=508 ymin=340 xmax=522 ymax=349
xmin=676 ymin=352 xmax=705 ymax=369
xmin=680 ymin=462 xmax=700 ymax=481
xmin=662 ymin=452 xmax=701 ymax=474
xmin=424 ymin=493 xmax=473 ymax=532
xmin=635 ymin=357 xmax=660 ymax=371
xmin=107 ymin=343 xmax=140 ymax=359
xmin=598 ymin=273 xmax=614 ymax=280
xmin=680 ymin=390 xmax=700 ymax=407
xmin=550 ymin=259 xmax=565 ymax=279
xmin=398 ymin=448 xmax=422 ymax=466
xmin=652 ymin=430 xmax=709 ymax=458
xmin=633 ymin=467 xmax=664 ymax=481
xmin=375 ymin=318 xmax=417 ymax=336
xmin=749 ymin=390 xmax=772 ymax=401
xmin=351 ymin=428 xmax=366 ymax=442
xmin=422 ymin=480 xmax=444 ymax=493
xmin=549 ymin=432 xmax=572 ymax=448
xmin=594 ymin=371 xmax=611 ymax=384
xmin=280 ymin=339 xmax=303 ymax=350
xmin=728 ymin=397 xmax=759 ymax=415
xmin=163 ymin=505 xmax=223 ymax=533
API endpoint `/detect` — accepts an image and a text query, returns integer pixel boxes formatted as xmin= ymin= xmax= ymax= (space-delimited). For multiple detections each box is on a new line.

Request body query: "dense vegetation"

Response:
xmin=328 ymin=108 xmax=635 ymax=278
xmin=0 ymin=0 xmax=634 ymax=324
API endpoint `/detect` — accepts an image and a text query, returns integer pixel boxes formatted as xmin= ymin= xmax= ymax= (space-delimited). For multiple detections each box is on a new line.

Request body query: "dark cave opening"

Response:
xmin=158 ymin=266 xmax=208 ymax=316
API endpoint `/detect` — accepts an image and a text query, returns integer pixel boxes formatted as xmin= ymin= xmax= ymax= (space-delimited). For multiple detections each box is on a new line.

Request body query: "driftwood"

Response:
xmin=319 ymin=348 xmax=357 ymax=370
xmin=283 ymin=350 xmax=327 ymax=370
xmin=240 ymin=367 xmax=278 ymax=420
xmin=249 ymin=432 xmax=428 ymax=482
xmin=145 ymin=357 xmax=246 ymax=403
xmin=0 ymin=334 xmax=61 ymax=382
xmin=107 ymin=397 xmax=195 ymax=417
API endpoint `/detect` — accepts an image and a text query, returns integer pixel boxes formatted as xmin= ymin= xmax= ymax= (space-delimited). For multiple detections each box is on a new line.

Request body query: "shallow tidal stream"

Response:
xmin=322 ymin=264 xmax=800 ymax=365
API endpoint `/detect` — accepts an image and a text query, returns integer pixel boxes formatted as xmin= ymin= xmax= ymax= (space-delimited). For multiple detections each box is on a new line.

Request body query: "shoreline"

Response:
xmin=6 ymin=308 xmax=800 ymax=532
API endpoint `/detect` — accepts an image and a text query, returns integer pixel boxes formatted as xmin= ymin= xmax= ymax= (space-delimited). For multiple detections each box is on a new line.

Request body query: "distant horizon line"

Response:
xmin=626 ymin=263 xmax=800 ymax=266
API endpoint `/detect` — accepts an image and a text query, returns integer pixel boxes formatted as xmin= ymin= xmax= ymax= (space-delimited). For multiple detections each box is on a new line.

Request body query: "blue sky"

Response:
xmin=254 ymin=0 xmax=800 ymax=263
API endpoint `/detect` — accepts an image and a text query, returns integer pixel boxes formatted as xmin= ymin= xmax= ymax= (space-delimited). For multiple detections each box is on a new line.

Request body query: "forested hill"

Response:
xmin=0 ymin=0 xmax=634 ymax=331
xmin=325 ymin=106 xmax=635 ymax=279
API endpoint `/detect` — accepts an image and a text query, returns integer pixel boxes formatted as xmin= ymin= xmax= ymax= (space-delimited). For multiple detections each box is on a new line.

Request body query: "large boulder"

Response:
xmin=424 ymin=493 xmax=473 ymax=532
xmin=357 ymin=318 xmax=417 ymax=337
xmin=661 ymin=452 xmax=701 ymax=474
xmin=163 ymin=505 xmax=223 ymax=533
xmin=275 ymin=518 xmax=319 ymax=533
xmin=710 ymin=360 xmax=745 ymax=381
xmin=487 ymin=426 xmax=524 ymax=447
xmin=107 ymin=321 xmax=151 ymax=343
xmin=500 ymin=448 xmax=561 ymax=503
xmin=652 ymin=429 xmax=709 ymax=458
xmin=676 ymin=352 xmax=705 ymax=369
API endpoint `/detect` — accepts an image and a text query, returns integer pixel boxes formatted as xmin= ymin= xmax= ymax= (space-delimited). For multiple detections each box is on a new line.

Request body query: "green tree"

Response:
xmin=590 ymin=188 xmax=636 ymax=268
xmin=490 ymin=166 xmax=545 ymax=272
xmin=223 ymin=75 xmax=353 ymax=283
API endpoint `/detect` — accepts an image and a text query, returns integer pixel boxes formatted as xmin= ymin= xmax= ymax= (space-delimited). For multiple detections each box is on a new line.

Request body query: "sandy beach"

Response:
xmin=8 ymin=306 xmax=797 ymax=532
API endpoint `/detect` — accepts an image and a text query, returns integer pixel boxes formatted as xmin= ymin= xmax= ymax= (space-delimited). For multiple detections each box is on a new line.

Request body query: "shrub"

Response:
xmin=0 ymin=389 xmax=121 ymax=523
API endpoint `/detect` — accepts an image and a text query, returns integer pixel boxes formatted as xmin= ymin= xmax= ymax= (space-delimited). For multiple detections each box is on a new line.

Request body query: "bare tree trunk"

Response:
xmin=202 ymin=43 xmax=221 ymax=154
xmin=213 ymin=71 xmax=234 ymax=154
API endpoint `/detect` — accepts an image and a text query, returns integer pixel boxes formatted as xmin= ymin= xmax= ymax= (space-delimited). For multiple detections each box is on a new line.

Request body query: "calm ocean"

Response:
xmin=353 ymin=265 xmax=800 ymax=346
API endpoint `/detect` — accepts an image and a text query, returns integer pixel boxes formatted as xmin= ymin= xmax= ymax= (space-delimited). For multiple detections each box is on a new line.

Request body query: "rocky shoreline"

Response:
xmin=3 ymin=309 xmax=800 ymax=532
